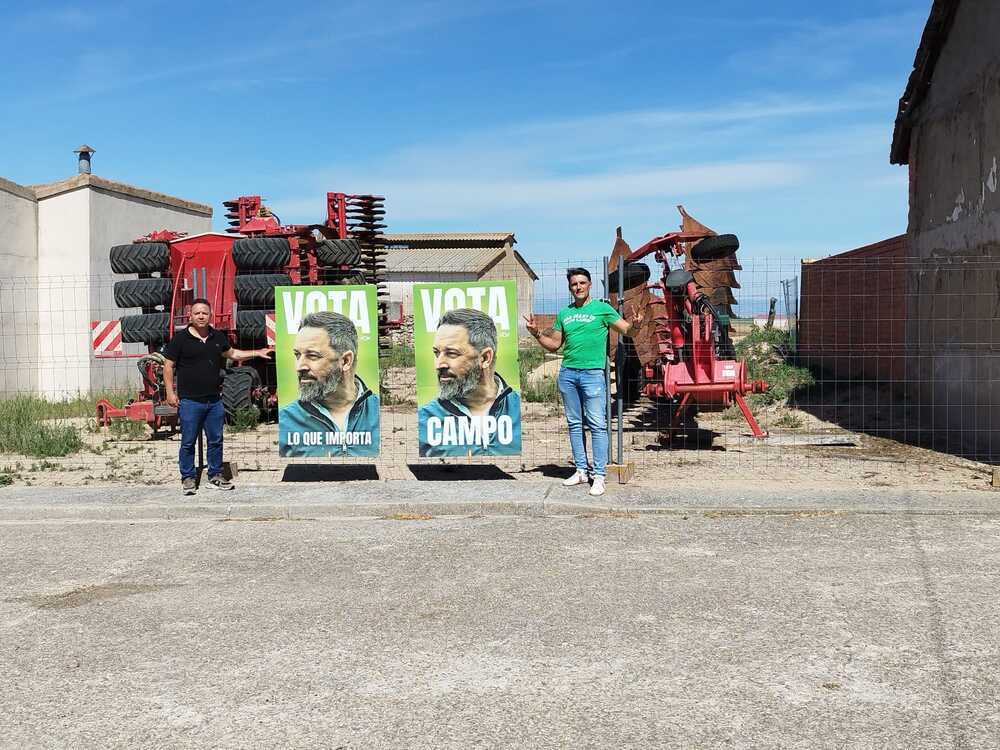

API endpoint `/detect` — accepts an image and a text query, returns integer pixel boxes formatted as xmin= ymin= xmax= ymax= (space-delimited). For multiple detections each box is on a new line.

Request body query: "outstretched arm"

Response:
xmin=224 ymin=347 xmax=274 ymax=363
xmin=523 ymin=314 xmax=563 ymax=353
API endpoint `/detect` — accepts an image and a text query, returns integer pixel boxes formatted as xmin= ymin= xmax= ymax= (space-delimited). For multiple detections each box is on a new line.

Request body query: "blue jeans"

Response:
xmin=557 ymin=367 xmax=609 ymax=477
xmin=178 ymin=397 xmax=224 ymax=480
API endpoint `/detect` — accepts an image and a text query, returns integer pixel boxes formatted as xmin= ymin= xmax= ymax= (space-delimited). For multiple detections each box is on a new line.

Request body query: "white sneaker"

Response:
xmin=562 ymin=470 xmax=589 ymax=487
xmin=589 ymin=476 xmax=606 ymax=496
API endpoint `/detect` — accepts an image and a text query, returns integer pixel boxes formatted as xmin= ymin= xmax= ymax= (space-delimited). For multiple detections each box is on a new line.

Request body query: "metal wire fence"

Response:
xmin=0 ymin=253 xmax=997 ymax=487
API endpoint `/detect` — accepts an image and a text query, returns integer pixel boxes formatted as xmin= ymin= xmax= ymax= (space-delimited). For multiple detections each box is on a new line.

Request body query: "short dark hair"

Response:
xmin=190 ymin=298 xmax=211 ymax=309
xmin=300 ymin=311 xmax=358 ymax=358
xmin=566 ymin=267 xmax=591 ymax=282
xmin=439 ymin=307 xmax=497 ymax=354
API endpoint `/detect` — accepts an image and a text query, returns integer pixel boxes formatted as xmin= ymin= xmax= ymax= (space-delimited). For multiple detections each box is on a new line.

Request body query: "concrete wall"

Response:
xmin=0 ymin=179 xmax=40 ymax=395
xmin=30 ymin=183 xmax=212 ymax=398
xmin=905 ymin=0 xmax=1000 ymax=459
xmin=799 ymin=236 xmax=908 ymax=385
xmin=36 ymin=188 xmax=91 ymax=398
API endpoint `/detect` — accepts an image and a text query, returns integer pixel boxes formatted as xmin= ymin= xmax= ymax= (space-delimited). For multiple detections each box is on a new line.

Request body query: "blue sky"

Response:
xmin=0 ymin=0 xmax=928 ymax=265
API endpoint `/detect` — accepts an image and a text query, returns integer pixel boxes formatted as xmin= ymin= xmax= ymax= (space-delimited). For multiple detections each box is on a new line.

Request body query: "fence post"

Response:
xmin=616 ymin=254 xmax=624 ymax=465
xmin=603 ymin=257 xmax=613 ymax=466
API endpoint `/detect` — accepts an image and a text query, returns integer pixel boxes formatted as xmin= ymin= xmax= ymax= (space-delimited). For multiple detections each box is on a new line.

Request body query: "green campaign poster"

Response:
xmin=412 ymin=280 xmax=522 ymax=457
xmin=275 ymin=284 xmax=380 ymax=457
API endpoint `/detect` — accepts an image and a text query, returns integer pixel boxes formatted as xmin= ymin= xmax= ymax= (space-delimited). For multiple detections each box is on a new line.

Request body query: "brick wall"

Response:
xmin=798 ymin=235 xmax=907 ymax=385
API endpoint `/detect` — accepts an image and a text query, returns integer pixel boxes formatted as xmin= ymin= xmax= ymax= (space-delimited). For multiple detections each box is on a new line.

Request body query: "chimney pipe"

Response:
xmin=74 ymin=144 xmax=95 ymax=174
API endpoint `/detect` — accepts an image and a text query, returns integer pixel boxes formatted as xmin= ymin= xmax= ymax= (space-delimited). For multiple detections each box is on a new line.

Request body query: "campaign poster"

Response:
xmin=413 ymin=280 xmax=522 ymax=457
xmin=275 ymin=284 xmax=380 ymax=457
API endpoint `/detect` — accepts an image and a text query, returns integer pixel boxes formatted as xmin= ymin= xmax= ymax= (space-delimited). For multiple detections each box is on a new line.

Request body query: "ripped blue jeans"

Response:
xmin=557 ymin=367 xmax=608 ymax=477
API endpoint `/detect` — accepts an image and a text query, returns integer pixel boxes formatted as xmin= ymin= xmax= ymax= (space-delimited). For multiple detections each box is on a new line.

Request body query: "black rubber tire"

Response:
xmin=690 ymin=234 xmax=739 ymax=261
xmin=234 ymin=274 xmax=291 ymax=307
xmin=321 ymin=269 xmax=367 ymax=286
xmin=120 ymin=312 xmax=170 ymax=346
xmin=236 ymin=309 xmax=267 ymax=339
xmin=607 ymin=262 xmax=651 ymax=292
xmin=615 ymin=338 xmax=643 ymax=405
xmin=315 ymin=238 xmax=362 ymax=266
xmin=113 ymin=277 xmax=173 ymax=309
xmin=110 ymin=242 xmax=169 ymax=274
xmin=232 ymin=237 xmax=290 ymax=271
xmin=222 ymin=367 xmax=261 ymax=423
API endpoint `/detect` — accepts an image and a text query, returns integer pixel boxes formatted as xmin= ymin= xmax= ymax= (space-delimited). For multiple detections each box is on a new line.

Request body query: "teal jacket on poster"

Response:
xmin=279 ymin=376 xmax=380 ymax=457
xmin=418 ymin=373 xmax=522 ymax=457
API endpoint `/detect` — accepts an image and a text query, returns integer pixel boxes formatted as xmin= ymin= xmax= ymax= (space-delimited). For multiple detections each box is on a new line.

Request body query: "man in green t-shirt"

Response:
xmin=524 ymin=267 xmax=640 ymax=496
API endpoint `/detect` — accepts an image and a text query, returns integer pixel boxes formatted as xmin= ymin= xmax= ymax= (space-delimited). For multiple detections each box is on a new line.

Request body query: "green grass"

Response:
xmin=774 ymin=412 xmax=805 ymax=428
xmin=0 ymin=474 xmax=12 ymax=487
xmin=379 ymin=345 xmax=415 ymax=368
xmin=108 ymin=417 xmax=148 ymax=440
xmin=0 ymin=396 xmax=84 ymax=457
xmin=29 ymin=388 xmax=134 ymax=420
xmin=523 ymin=376 xmax=560 ymax=403
xmin=735 ymin=327 xmax=815 ymax=407
xmin=225 ymin=407 xmax=260 ymax=433
xmin=519 ymin=344 xmax=560 ymax=403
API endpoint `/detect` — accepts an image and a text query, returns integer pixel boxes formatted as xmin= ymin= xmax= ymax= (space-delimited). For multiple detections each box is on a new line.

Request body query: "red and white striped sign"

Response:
xmin=265 ymin=312 xmax=276 ymax=346
xmin=91 ymin=320 xmax=123 ymax=357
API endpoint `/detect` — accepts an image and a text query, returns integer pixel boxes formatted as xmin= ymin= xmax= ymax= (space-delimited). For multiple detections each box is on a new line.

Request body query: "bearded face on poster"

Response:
xmin=276 ymin=290 xmax=381 ymax=458
xmin=414 ymin=289 xmax=522 ymax=458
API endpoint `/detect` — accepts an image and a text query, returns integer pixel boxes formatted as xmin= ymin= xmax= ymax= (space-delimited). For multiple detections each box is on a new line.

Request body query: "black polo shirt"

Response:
xmin=163 ymin=326 xmax=232 ymax=400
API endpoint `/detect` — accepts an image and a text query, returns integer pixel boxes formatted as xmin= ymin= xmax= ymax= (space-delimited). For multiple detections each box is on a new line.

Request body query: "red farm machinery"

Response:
xmin=95 ymin=192 xmax=388 ymax=432
xmin=609 ymin=207 xmax=768 ymax=441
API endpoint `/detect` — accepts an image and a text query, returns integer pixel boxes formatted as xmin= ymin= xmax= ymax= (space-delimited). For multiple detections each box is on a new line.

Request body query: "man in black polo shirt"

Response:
xmin=163 ymin=298 xmax=272 ymax=495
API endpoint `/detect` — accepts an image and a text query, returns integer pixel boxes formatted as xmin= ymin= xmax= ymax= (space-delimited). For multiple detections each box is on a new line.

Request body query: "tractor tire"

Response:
xmin=222 ymin=366 xmax=261 ymax=423
xmin=236 ymin=309 xmax=267 ymax=340
xmin=232 ymin=237 xmax=291 ymax=271
xmin=315 ymin=238 xmax=362 ymax=267
xmin=321 ymin=269 xmax=367 ymax=286
xmin=109 ymin=242 xmax=170 ymax=274
xmin=113 ymin=277 xmax=173 ymax=309
xmin=615 ymin=338 xmax=643 ymax=405
xmin=234 ymin=273 xmax=291 ymax=307
xmin=120 ymin=312 xmax=170 ymax=346
xmin=608 ymin=262 xmax=651 ymax=292
xmin=690 ymin=234 xmax=739 ymax=261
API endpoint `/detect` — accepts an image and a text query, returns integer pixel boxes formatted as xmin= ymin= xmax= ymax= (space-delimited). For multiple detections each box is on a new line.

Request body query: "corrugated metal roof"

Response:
xmin=385 ymin=246 xmax=507 ymax=273
xmin=382 ymin=232 xmax=514 ymax=244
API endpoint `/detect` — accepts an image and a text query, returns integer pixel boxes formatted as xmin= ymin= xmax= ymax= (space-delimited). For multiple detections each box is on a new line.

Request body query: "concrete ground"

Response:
xmin=2 ymin=481 xmax=999 ymax=749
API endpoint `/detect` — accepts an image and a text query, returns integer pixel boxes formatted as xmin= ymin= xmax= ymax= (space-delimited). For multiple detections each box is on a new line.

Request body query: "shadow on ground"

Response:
xmin=408 ymin=465 xmax=515 ymax=481
xmin=790 ymin=378 xmax=997 ymax=464
xmin=282 ymin=465 xmax=380 ymax=482
xmin=620 ymin=400 xmax=724 ymax=451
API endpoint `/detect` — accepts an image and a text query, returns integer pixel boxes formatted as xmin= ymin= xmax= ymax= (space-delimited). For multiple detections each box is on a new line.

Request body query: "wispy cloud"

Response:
xmin=275 ymin=161 xmax=805 ymax=222
xmin=10 ymin=5 xmax=100 ymax=31
xmin=268 ymin=92 xmax=895 ymax=222
xmin=31 ymin=0 xmax=534 ymax=102
xmin=727 ymin=11 xmax=927 ymax=79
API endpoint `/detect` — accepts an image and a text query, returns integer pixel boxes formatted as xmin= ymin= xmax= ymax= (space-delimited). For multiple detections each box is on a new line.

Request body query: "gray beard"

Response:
xmin=299 ymin=369 xmax=344 ymax=403
xmin=438 ymin=361 xmax=483 ymax=402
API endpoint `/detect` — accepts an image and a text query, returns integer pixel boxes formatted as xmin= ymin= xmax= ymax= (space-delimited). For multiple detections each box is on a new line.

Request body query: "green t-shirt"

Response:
xmin=554 ymin=299 xmax=621 ymax=369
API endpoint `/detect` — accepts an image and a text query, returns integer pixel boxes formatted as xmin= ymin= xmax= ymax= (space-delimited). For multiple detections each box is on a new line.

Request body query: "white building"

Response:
xmin=382 ymin=233 xmax=537 ymax=331
xmin=0 ymin=150 xmax=212 ymax=398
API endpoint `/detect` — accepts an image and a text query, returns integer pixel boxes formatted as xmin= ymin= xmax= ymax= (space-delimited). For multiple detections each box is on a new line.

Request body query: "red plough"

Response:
xmin=609 ymin=207 xmax=768 ymax=441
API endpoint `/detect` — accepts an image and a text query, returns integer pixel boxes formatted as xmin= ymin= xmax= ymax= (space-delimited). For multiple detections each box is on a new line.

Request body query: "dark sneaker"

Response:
xmin=207 ymin=475 xmax=234 ymax=491
xmin=182 ymin=477 xmax=197 ymax=495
